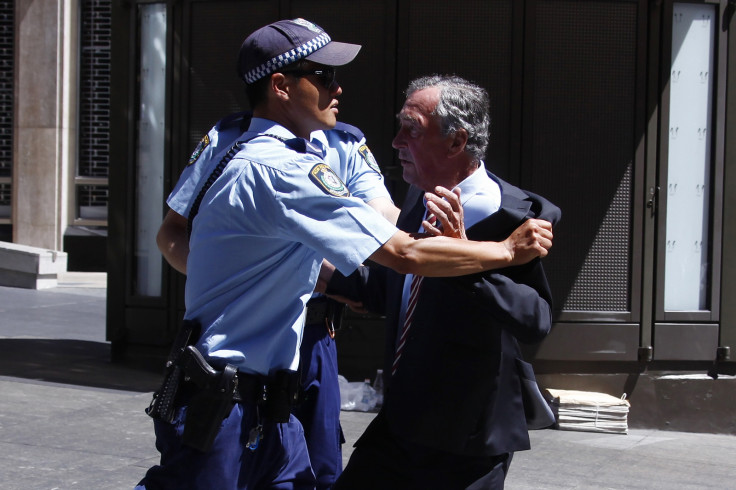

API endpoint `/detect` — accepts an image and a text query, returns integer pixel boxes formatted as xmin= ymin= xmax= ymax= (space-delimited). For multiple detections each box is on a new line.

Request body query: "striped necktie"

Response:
xmin=392 ymin=211 xmax=437 ymax=375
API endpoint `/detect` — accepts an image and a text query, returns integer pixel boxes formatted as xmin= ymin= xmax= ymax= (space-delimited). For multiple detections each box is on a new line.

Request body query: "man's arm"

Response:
xmin=156 ymin=209 xmax=189 ymax=274
xmin=449 ymin=264 xmax=553 ymax=344
xmin=369 ymin=218 xmax=552 ymax=277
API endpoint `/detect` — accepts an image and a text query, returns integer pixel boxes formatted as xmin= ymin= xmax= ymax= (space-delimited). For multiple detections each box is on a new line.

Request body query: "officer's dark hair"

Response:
xmin=245 ymin=60 xmax=311 ymax=109
xmin=245 ymin=76 xmax=271 ymax=109
xmin=405 ymin=75 xmax=490 ymax=164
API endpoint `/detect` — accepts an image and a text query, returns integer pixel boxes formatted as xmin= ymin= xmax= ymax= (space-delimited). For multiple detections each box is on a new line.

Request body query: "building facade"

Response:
xmin=5 ymin=0 xmax=109 ymax=270
xmin=6 ymin=0 xmax=736 ymax=433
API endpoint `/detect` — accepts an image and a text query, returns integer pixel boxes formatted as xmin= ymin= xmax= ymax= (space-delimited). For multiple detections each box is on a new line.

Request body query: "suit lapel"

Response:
xmin=397 ymin=185 xmax=426 ymax=233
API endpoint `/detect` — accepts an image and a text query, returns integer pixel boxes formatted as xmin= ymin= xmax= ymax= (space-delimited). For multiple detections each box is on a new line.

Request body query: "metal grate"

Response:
xmin=78 ymin=0 xmax=111 ymax=213
xmin=529 ymin=0 xmax=638 ymax=312
xmin=77 ymin=184 xmax=109 ymax=220
xmin=0 ymin=181 xmax=9 ymax=205
xmin=405 ymin=0 xmax=514 ymax=179
xmin=0 ymin=1 xmax=13 ymax=180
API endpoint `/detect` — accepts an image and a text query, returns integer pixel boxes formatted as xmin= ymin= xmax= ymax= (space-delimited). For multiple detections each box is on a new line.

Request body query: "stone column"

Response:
xmin=13 ymin=0 xmax=77 ymax=250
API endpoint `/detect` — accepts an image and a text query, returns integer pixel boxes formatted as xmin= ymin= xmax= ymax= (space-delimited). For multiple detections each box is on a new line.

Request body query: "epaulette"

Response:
xmin=332 ymin=122 xmax=365 ymax=141
xmin=283 ymin=137 xmax=326 ymax=158
xmin=216 ymin=111 xmax=253 ymax=133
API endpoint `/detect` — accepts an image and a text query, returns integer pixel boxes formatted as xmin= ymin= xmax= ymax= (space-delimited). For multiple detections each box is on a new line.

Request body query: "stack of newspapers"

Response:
xmin=545 ymin=389 xmax=630 ymax=434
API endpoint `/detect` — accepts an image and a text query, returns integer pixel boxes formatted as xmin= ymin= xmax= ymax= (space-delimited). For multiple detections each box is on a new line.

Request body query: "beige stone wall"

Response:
xmin=13 ymin=0 xmax=77 ymax=251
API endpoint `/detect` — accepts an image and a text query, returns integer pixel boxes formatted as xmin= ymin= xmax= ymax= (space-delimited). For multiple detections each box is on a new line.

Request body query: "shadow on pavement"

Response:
xmin=0 ymin=338 xmax=162 ymax=392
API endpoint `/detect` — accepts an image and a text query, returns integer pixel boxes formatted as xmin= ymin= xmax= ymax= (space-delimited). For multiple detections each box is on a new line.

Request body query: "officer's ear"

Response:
xmin=270 ymin=73 xmax=291 ymax=101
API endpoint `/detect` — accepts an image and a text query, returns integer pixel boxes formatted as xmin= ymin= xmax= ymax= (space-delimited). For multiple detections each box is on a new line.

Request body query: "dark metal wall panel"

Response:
xmin=400 ymin=0 xmax=515 ymax=182
xmin=290 ymin=1 xmax=398 ymax=188
xmin=653 ymin=323 xmax=719 ymax=361
xmin=533 ymin=323 xmax=640 ymax=361
xmin=182 ymin=0 xmax=277 ymax=170
xmin=524 ymin=0 xmax=640 ymax=316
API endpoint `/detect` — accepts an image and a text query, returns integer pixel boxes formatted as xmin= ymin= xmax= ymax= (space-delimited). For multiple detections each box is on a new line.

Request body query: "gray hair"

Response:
xmin=406 ymin=75 xmax=490 ymax=163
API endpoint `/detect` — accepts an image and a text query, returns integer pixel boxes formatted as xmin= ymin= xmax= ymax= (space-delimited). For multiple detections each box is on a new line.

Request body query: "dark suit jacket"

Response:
xmin=328 ymin=171 xmax=561 ymax=457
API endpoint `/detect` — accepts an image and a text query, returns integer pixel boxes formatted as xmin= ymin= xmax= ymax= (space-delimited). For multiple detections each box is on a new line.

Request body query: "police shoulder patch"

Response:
xmin=309 ymin=164 xmax=351 ymax=198
xmin=358 ymin=144 xmax=382 ymax=175
xmin=187 ymin=134 xmax=210 ymax=166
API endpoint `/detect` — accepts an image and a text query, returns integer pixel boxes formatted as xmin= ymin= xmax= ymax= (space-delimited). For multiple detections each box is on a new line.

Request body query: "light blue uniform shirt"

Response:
xmin=168 ymin=112 xmax=251 ymax=218
xmin=398 ymin=161 xmax=501 ymax=327
xmin=312 ymin=128 xmax=389 ymax=204
xmin=185 ymin=118 xmax=398 ymax=376
xmin=167 ymin=112 xmax=392 ymax=219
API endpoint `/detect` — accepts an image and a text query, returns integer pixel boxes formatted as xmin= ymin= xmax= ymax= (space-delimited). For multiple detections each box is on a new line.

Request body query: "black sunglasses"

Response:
xmin=281 ymin=66 xmax=337 ymax=89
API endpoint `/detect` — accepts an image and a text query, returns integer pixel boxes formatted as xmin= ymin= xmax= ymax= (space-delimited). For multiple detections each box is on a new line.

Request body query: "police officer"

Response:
xmin=137 ymin=18 xmax=552 ymax=490
xmin=158 ymin=117 xmax=398 ymax=490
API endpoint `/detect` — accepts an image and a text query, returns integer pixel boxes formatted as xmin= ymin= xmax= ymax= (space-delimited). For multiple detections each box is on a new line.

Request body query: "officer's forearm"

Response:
xmin=370 ymin=219 xmax=552 ymax=277
xmin=369 ymin=231 xmax=513 ymax=277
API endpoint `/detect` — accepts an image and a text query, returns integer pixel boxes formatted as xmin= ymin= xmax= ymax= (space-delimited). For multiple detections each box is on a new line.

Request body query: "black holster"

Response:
xmin=176 ymin=346 xmax=299 ymax=451
xmin=179 ymin=346 xmax=239 ymax=452
xmin=146 ymin=320 xmax=201 ymax=423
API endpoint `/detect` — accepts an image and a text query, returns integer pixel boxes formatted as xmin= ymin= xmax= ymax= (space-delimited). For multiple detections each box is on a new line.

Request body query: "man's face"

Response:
xmin=285 ymin=63 xmax=342 ymax=137
xmin=392 ymin=87 xmax=456 ymax=191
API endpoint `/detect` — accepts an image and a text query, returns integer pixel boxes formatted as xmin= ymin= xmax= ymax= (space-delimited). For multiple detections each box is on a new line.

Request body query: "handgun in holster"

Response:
xmin=178 ymin=345 xmax=239 ymax=452
xmin=145 ymin=319 xmax=201 ymax=423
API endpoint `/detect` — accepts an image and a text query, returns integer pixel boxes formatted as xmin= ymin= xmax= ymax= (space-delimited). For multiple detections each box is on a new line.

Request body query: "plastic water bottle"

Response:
xmin=372 ymin=369 xmax=384 ymax=408
xmin=360 ymin=378 xmax=372 ymax=409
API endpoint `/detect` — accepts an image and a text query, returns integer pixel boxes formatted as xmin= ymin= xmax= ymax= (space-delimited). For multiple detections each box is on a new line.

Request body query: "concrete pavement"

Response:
xmin=1 ymin=276 xmax=735 ymax=489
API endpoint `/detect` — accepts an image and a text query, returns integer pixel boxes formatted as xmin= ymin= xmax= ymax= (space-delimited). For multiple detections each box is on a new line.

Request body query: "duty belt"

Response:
xmin=179 ymin=345 xmax=298 ymax=415
xmin=146 ymin=321 xmax=299 ymax=453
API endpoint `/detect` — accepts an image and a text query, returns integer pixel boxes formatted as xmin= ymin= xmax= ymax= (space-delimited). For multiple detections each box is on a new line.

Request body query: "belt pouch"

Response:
xmin=264 ymin=370 xmax=299 ymax=423
xmin=183 ymin=364 xmax=237 ymax=452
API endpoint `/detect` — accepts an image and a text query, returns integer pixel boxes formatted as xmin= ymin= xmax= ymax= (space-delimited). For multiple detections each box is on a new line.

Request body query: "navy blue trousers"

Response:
xmin=135 ymin=401 xmax=315 ymax=489
xmin=333 ymin=412 xmax=511 ymax=490
xmin=292 ymin=321 xmax=344 ymax=489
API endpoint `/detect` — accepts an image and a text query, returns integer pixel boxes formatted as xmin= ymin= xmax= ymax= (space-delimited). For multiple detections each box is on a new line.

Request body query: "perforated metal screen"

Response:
xmin=404 ymin=0 xmax=514 ymax=180
xmin=526 ymin=0 xmax=638 ymax=312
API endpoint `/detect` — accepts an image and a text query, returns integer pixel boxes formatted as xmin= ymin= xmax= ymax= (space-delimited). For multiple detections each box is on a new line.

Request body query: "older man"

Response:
xmin=137 ymin=19 xmax=552 ymax=489
xmin=327 ymin=75 xmax=561 ymax=489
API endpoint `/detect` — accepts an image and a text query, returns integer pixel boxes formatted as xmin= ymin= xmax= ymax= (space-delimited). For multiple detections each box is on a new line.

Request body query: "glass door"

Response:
xmin=652 ymin=0 xmax=725 ymax=361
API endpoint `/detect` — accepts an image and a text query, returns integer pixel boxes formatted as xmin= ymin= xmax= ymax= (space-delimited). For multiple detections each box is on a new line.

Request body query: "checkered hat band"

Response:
xmin=245 ymin=32 xmax=331 ymax=84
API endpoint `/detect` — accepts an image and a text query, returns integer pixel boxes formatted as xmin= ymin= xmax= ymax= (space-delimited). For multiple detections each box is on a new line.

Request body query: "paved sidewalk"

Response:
xmin=1 ymin=278 xmax=735 ymax=489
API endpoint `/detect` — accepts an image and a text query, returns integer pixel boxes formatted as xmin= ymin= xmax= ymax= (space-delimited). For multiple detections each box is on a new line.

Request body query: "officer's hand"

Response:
xmin=503 ymin=219 xmax=553 ymax=266
xmin=423 ymin=186 xmax=467 ymax=240
xmin=325 ymin=294 xmax=368 ymax=314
